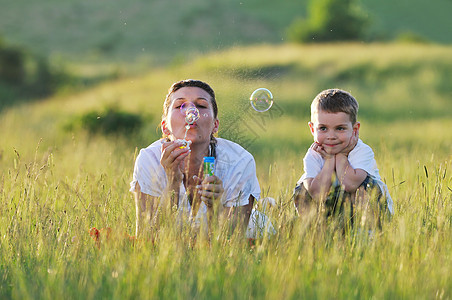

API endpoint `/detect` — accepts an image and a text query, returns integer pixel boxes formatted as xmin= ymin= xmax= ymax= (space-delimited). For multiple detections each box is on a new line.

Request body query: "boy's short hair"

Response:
xmin=311 ymin=89 xmax=359 ymax=124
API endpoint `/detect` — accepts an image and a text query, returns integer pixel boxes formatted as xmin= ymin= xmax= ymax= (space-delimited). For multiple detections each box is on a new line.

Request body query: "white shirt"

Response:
xmin=297 ymin=139 xmax=394 ymax=214
xmin=130 ymin=138 xmax=261 ymax=220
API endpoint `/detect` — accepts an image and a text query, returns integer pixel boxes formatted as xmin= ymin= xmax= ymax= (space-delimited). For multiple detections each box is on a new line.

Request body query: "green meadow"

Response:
xmin=1 ymin=0 xmax=452 ymax=298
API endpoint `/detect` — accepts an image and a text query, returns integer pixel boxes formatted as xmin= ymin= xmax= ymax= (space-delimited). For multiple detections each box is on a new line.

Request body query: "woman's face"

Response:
xmin=162 ymin=87 xmax=219 ymax=144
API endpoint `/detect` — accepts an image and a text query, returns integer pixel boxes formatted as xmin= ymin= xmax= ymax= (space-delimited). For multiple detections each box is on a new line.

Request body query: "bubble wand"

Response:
xmin=179 ymin=103 xmax=200 ymax=148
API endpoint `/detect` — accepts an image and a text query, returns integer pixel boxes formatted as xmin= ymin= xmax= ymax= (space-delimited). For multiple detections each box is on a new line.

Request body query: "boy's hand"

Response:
xmin=340 ymin=130 xmax=359 ymax=156
xmin=312 ymin=142 xmax=334 ymax=159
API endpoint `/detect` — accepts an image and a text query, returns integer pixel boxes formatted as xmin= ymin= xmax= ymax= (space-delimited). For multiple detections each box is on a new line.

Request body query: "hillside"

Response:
xmin=1 ymin=0 xmax=451 ymax=67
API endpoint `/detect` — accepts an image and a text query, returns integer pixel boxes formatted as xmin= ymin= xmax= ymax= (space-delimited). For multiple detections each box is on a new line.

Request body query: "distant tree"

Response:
xmin=0 ymin=42 xmax=26 ymax=85
xmin=0 ymin=36 xmax=65 ymax=102
xmin=65 ymin=105 xmax=144 ymax=136
xmin=286 ymin=0 xmax=369 ymax=43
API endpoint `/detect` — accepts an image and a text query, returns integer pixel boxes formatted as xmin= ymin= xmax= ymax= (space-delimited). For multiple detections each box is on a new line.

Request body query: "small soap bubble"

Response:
xmin=185 ymin=107 xmax=200 ymax=124
xmin=181 ymin=103 xmax=200 ymax=124
xmin=250 ymin=88 xmax=273 ymax=112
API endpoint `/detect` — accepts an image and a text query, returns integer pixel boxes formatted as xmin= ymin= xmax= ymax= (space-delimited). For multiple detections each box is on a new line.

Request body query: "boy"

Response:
xmin=294 ymin=89 xmax=393 ymax=224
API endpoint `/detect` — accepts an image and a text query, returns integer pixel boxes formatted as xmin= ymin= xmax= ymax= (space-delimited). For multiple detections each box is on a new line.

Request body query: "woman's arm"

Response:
xmin=133 ymin=182 xmax=159 ymax=237
xmin=196 ymin=175 xmax=254 ymax=234
xmin=160 ymin=140 xmax=190 ymax=207
xmin=221 ymin=195 xmax=255 ymax=236
xmin=240 ymin=195 xmax=255 ymax=230
xmin=195 ymin=174 xmax=225 ymax=233
xmin=235 ymin=195 xmax=255 ymax=233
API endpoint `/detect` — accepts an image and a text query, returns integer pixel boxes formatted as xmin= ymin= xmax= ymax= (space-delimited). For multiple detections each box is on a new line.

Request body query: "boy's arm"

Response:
xmin=335 ymin=154 xmax=368 ymax=192
xmin=304 ymin=155 xmax=336 ymax=201
xmin=335 ymin=131 xmax=367 ymax=193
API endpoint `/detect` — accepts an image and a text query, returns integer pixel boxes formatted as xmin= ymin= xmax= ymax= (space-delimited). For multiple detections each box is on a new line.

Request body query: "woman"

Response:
xmin=130 ymin=79 xmax=263 ymax=237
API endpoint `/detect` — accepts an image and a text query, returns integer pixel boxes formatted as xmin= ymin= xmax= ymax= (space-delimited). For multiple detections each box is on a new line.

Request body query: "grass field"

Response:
xmin=1 ymin=42 xmax=451 ymax=299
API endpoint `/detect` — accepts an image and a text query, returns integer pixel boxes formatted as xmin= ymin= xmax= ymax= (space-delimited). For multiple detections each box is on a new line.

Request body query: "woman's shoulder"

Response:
xmin=137 ymin=139 xmax=163 ymax=160
xmin=215 ymin=138 xmax=255 ymax=165
xmin=216 ymin=138 xmax=253 ymax=156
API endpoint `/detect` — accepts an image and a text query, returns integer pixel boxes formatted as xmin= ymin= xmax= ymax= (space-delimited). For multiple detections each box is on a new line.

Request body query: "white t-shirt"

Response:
xmin=297 ymin=139 xmax=394 ymax=214
xmin=130 ymin=138 xmax=261 ymax=220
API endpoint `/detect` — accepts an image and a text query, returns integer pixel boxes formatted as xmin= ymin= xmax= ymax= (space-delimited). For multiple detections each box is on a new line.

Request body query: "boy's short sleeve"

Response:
xmin=304 ymin=148 xmax=323 ymax=178
xmin=297 ymin=146 xmax=324 ymax=184
xmin=348 ymin=140 xmax=379 ymax=178
xmin=349 ymin=140 xmax=394 ymax=214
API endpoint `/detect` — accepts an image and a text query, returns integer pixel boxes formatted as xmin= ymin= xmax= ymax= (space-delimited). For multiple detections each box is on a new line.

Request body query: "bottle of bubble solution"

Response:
xmin=196 ymin=157 xmax=215 ymax=216
xmin=203 ymin=157 xmax=215 ymax=178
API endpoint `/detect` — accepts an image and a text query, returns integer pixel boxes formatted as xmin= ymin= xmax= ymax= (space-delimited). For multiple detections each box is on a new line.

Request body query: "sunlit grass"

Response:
xmin=1 ymin=142 xmax=450 ymax=298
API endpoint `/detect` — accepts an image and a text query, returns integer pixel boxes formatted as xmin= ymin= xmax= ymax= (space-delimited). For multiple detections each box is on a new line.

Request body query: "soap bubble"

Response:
xmin=185 ymin=107 xmax=200 ymax=124
xmin=250 ymin=88 xmax=273 ymax=112
xmin=181 ymin=103 xmax=200 ymax=124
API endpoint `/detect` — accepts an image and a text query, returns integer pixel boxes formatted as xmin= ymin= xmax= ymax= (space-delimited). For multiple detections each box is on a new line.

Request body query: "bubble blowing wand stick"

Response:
xmin=179 ymin=103 xmax=200 ymax=148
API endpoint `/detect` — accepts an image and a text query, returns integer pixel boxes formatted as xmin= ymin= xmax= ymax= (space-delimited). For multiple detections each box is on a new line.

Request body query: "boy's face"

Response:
xmin=309 ymin=110 xmax=360 ymax=155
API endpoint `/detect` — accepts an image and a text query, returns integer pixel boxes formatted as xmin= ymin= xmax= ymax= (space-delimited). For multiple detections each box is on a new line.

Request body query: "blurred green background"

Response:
xmin=0 ymin=0 xmax=450 ymax=83
xmin=2 ymin=0 xmax=452 ymax=64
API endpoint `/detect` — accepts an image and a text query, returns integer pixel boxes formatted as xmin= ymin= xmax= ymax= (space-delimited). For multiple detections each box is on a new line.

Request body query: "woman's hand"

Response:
xmin=195 ymin=175 xmax=224 ymax=210
xmin=160 ymin=140 xmax=191 ymax=185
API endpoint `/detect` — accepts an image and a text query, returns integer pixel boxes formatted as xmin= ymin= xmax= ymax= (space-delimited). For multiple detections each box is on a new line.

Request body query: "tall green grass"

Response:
xmin=1 ymin=43 xmax=451 ymax=298
xmin=1 ymin=137 xmax=450 ymax=299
